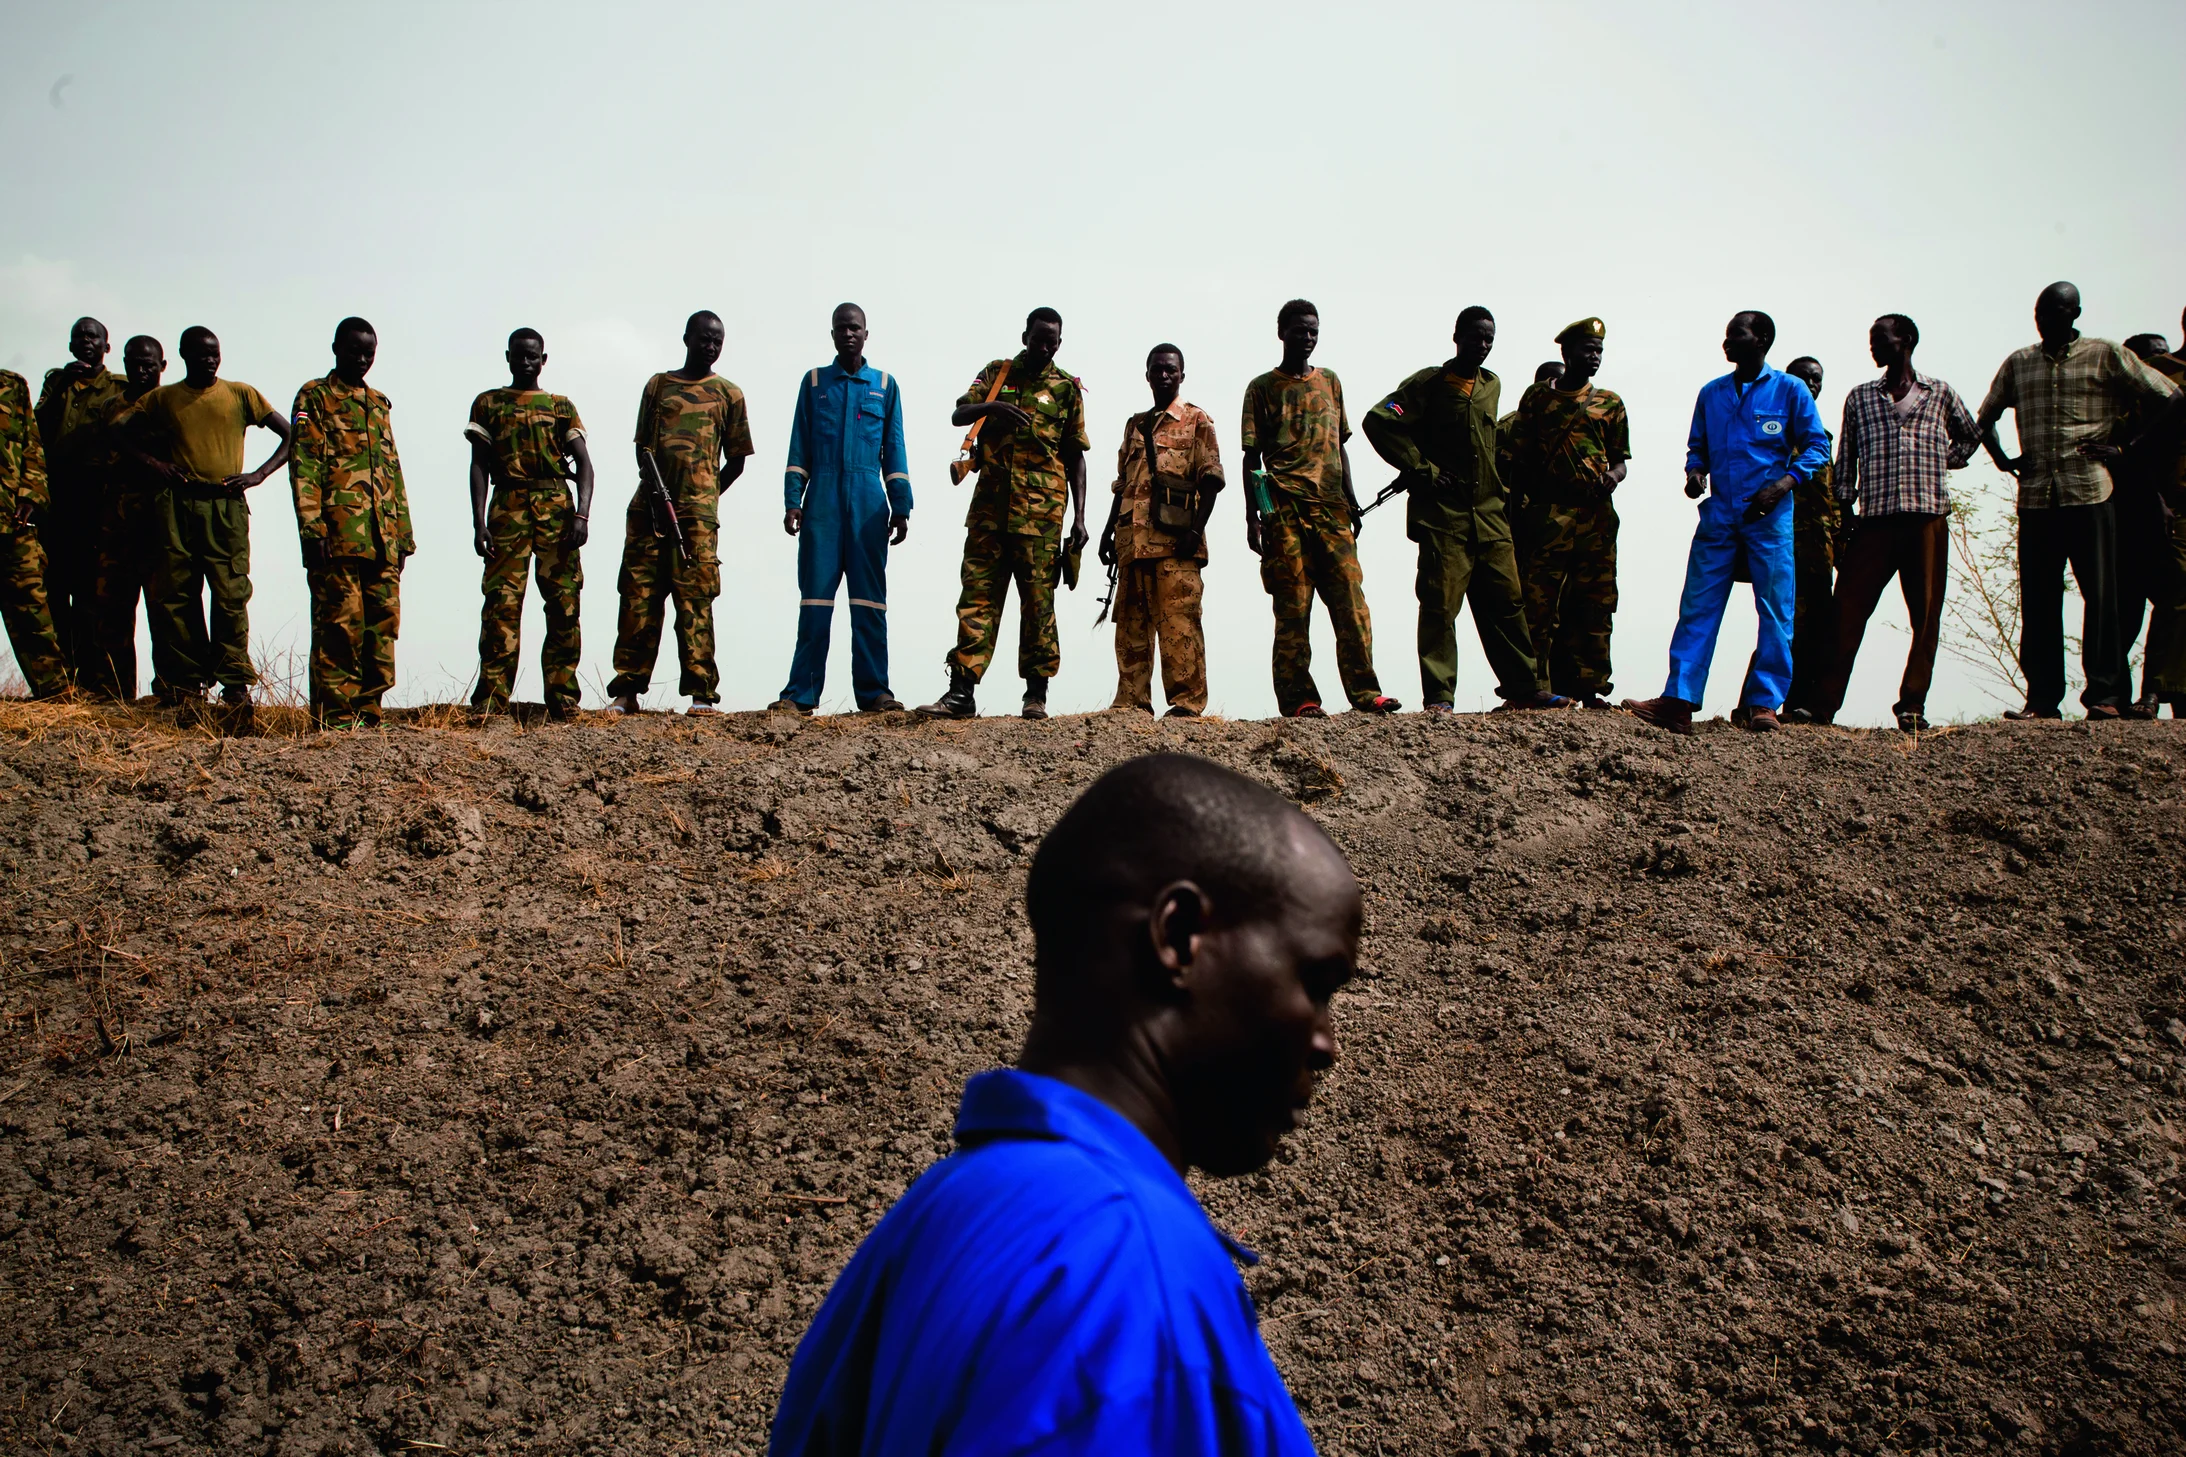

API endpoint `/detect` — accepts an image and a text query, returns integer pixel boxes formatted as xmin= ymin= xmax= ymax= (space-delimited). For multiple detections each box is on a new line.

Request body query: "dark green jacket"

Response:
xmin=1362 ymin=363 xmax=1507 ymax=542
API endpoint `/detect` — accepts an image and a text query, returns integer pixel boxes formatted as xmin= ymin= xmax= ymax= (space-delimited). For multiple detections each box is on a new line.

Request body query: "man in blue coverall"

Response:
xmin=1625 ymin=311 xmax=1829 ymax=734
xmin=770 ymin=303 xmax=911 ymax=714
xmin=770 ymin=753 xmax=1345 ymax=1456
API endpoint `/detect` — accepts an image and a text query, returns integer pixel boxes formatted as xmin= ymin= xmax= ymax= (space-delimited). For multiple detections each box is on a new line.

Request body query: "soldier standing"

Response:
xmin=608 ymin=311 xmax=751 ymax=716
xmin=1363 ymin=306 xmax=1570 ymax=713
xmin=1097 ymin=344 xmax=1224 ymax=716
xmin=772 ymin=303 xmax=910 ymax=716
xmin=85 ymin=337 xmax=170 ymax=700
xmin=466 ymin=328 xmax=593 ymax=719
xmin=1506 ymin=318 xmax=1630 ymax=708
xmin=33 ymin=317 xmax=124 ymax=686
xmin=917 ymin=307 xmax=1088 ymax=721
xmin=2140 ymin=315 xmax=2186 ymax=716
xmin=1777 ymin=356 xmax=1840 ymax=720
xmin=289 ymin=318 xmax=414 ymax=729
xmin=126 ymin=326 xmax=289 ymax=709
xmin=0 ymin=368 xmax=68 ymax=699
xmin=1240 ymin=299 xmax=1397 ymax=718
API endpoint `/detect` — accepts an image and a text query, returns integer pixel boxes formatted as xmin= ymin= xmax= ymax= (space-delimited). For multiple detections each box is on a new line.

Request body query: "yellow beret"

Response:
xmin=1556 ymin=317 xmax=1606 ymax=344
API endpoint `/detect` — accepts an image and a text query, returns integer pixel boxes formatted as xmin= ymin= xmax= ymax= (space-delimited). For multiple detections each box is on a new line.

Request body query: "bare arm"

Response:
xmin=229 ymin=410 xmax=290 ymax=491
xmin=1064 ymin=445 xmax=1087 ymax=552
xmin=569 ymin=436 xmax=594 ymax=546
xmin=469 ymin=441 xmax=493 ymax=557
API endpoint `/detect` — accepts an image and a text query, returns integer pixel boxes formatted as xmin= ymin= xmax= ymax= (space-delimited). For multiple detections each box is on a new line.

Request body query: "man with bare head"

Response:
xmin=34 ymin=316 xmax=123 ymax=685
xmin=773 ymin=753 xmax=1348 ymax=1455
xmin=1977 ymin=282 xmax=2181 ymax=720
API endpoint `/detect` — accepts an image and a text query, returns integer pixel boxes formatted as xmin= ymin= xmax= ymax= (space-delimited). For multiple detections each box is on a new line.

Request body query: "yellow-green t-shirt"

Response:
xmin=132 ymin=378 xmax=275 ymax=484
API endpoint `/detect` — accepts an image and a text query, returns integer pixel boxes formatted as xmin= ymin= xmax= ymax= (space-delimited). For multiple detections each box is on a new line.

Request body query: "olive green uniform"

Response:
xmin=948 ymin=354 xmax=1088 ymax=684
xmin=290 ymin=375 xmax=415 ymax=724
xmin=1241 ymin=366 xmax=1385 ymax=713
xmin=610 ymin=372 xmax=752 ymax=704
xmin=1505 ymin=378 xmax=1630 ymax=699
xmin=2138 ymin=350 xmax=2186 ymax=699
xmin=466 ymin=389 xmax=586 ymax=712
xmin=1362 ymin=364 xmax=1543 ymax=706
xmin=33 ymin=366 xmax=124 ymax=686
xmin=0 ymin=370 xmax=67 ymax=697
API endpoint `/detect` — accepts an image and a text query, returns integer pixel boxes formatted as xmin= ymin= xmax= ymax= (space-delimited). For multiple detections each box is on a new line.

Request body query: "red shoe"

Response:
xmin=1289 ymin=702 xmax=1328 ymax=718
xmin=1621 ymin=696 xmax=1695 ymax=734
xmin=1357 ymin=696 xmax=1402 ymax=715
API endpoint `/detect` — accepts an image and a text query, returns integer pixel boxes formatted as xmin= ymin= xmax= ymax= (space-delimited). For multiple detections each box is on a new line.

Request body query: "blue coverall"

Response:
xmin=779 ymin=362 xmax=911 ymax=709
xmin=1664 ymin=366 xmax=1831 ymax=709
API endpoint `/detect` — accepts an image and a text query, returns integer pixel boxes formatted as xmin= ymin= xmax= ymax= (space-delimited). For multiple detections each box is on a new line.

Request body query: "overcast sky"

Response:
xmin=2 ymin=1 xmax=2179 ymax=721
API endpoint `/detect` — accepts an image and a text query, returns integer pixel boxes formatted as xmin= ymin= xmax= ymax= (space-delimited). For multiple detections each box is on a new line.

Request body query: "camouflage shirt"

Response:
xmin=634 ymin=373 xmax=752 ymax=524
xmin=467 ymin=389 xmax=585 ymax=484
xmin=1241 ymin=367 xmax=1348 ymax=507
xmin=291 ymin=374 xmax=415 ymax=563
xmin=1112 ymin=398 xmax=1224 ymax=564
xmin=34 ymin=366 xmax=126 ymax=480
xmin=0 ymin=370 xmax=49 ymax=533
xmin=960 ymin=354 xmax=1089 ymax=537
xmin=1503 ymin=381 xmax=1630 ymax=502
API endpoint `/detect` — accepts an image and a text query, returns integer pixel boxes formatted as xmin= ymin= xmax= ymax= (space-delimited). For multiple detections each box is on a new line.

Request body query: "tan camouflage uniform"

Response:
xmin=467 ymin=389 xmax=585 ymax=711
xmin=1363 ymin=365 xmax=1543 ymax=706
xmin=1242 ymin=366 xmax=1384 ymax=713
xmin=290 ymin=375 xmax=414 ymax=725
xmin=609 ymin=373 xmax=751 ymax=703
xmin=1109 ymin=399 xmax=1222 ymax=714
xmin=948 ymin=355 xmax=1087 ymax=684
xmin=1505 ymin=379 xmax=1630 ymax=698
xmin=34 ymin=366 xmax=124 ymax=686
xmin=0 ymin=370 xmax=67 ymax=697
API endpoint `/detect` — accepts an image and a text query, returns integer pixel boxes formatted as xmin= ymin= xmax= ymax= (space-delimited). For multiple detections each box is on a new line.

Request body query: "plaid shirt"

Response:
xmin=1834 ymin=373 xmax=1979 ymax=517
xmin=1978 ymin=335 xmax=2179 ymax=511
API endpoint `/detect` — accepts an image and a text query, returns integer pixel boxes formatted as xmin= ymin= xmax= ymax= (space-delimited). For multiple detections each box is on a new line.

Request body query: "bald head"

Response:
xmin=2035 ymin=282 xmax=2082 ymax=346
xmin=1023 ymin=754 xmax=1359 ymax=1176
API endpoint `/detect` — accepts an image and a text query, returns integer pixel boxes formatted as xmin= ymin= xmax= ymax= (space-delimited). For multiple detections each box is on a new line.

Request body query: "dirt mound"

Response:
xmin=2 ymin=703 xmax=2183 ymax=1456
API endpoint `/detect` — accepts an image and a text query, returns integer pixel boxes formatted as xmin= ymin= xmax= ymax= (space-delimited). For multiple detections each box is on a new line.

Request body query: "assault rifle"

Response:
xmin=637 ymin=448 xmax=688 ymax=555
xmin=1352 ymin=474 xmax=1414 ymax=527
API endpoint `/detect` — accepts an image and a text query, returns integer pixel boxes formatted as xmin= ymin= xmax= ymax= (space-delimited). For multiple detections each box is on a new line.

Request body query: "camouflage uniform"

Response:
xmin=610 ymin=373 xmax=752 ymax=703
xmin=1505 ymin=380 xmax=1630 ymax=698
xmin=948 ymin=355 xmax=1088 ymax=684
xmin=1362 ymin=364 xmax=1543 ymax=706
xmin=1242 ymin=367 xmax=1384 ymax=713
xmin=290 ymin=375 xmax=414 ymax=724
xmin=0 ymin=371 xmax=67 ymax=697
xmin=466 ymin=389 xmax=586 ymax=711
xmin=1734 ymin=451 xmax=1840 ymax=711
xmin=1109 ymin=399 xmax=1223 ymax=714
xmin=33 ymin=366 xmax=124 ymax=686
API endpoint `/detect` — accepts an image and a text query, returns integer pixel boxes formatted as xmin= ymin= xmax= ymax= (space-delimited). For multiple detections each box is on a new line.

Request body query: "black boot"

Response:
xmin=1021 ymin=676 xmax=1049 ymax=721
xmin=916 ymin=668 xmax=978 ymax=720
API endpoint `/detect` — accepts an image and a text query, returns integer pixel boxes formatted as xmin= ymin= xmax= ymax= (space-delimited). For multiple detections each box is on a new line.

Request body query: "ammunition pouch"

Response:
xmin=1151 ymin=473 xmax=1198 ymax=533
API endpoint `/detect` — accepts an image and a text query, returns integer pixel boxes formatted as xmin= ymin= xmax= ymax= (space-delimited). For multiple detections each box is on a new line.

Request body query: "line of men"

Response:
xmin=1 ymin=284 xmax=2179 ymax=729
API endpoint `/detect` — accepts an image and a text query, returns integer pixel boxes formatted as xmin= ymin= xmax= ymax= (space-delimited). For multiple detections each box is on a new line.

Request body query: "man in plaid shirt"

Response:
xmin=1809 ymin=315 xmax=1978 ymax=731
xmin=1977 ymin=282 xmax=2181 ymax=720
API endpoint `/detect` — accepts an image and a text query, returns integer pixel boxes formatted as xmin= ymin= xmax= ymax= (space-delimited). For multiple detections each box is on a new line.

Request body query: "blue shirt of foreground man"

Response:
xmin=770 ymin=753 xmax=1354 ymax=1456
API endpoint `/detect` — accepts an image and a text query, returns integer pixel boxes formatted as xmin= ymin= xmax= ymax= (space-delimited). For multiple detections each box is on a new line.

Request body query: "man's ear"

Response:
xmin=1147 ymin=880 xmax=1210 ymax=989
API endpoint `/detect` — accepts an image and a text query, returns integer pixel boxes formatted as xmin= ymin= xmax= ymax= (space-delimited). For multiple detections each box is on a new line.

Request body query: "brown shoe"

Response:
xmin=2001 ymin=704 xmax=2061 ymax=721
xmin=2085 ymin=703 xmax=2122 ymax=722
xmin=1745 ymin=706 xmax=1780 ymax=732
xmin=2123 ymin=695 xmax=2158 ymax=721
xmin=1622 ymin=696 xmax=1695 ymax=734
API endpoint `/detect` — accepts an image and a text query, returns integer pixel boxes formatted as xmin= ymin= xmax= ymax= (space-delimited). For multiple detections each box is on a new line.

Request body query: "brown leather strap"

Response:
xmin=952 ymin=362 xmax=1013 ymax=480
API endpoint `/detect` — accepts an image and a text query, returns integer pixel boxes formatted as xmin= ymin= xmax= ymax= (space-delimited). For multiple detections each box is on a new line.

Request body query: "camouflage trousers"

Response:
xmin=309 ymin=557 xmax=403 ymax=724
xmin=80 ymin=489 xmax=171 ymax=702
xmin=148 ymin=489 xmax=255 ymax=694
xmin=1111 ymin=554 xmax=1206 ymax=714
xmin=0 ymin=529 xmax=67 ymax=698
xmin=475 ymin=484 xmax=583 ymax=711
xmin=947 ymin=528 xmax=1059 ymax=684
xmin=1515 ymin=495 xmax=1619 ymax=698
xmin=1260 ymin=496 xmax=1381 ymax=714
xmin=608 ymin=504 xmax=720 ymax=703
